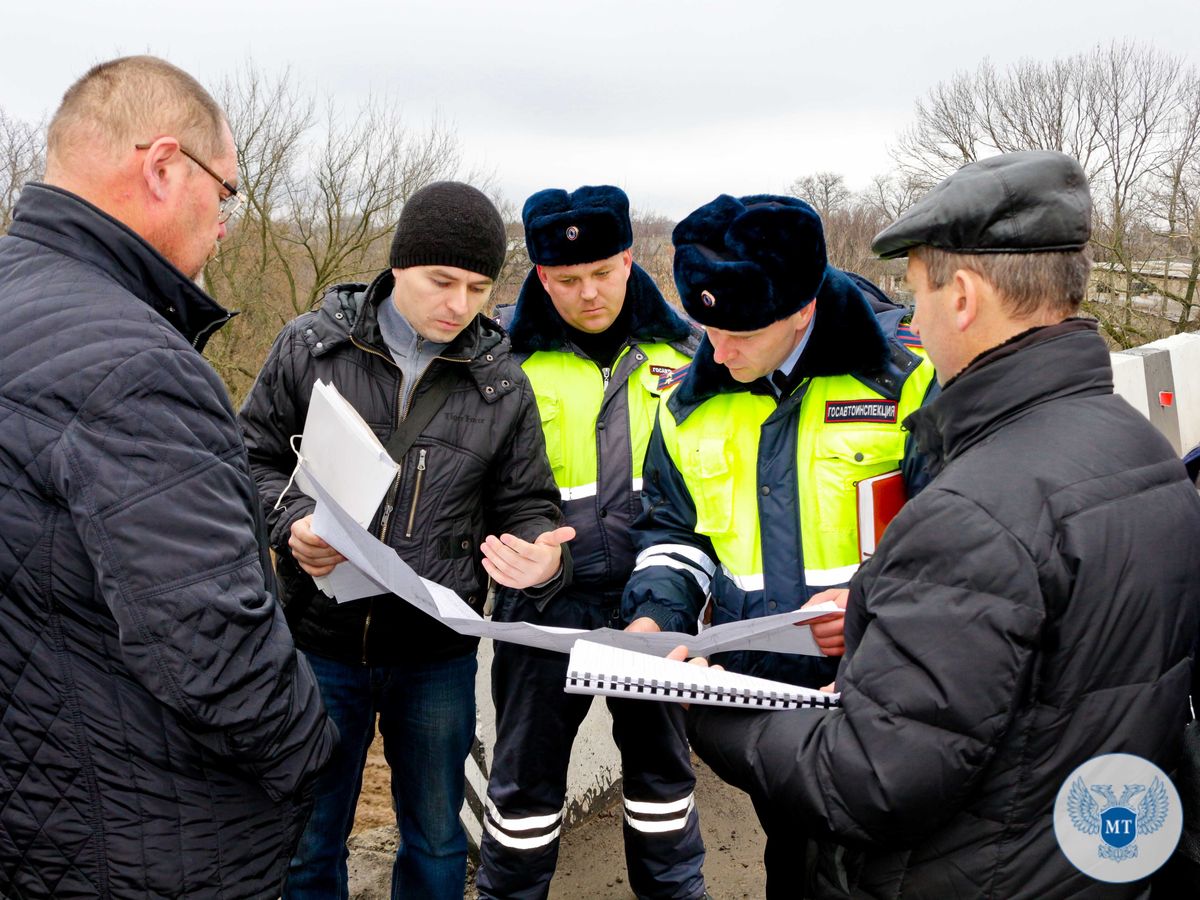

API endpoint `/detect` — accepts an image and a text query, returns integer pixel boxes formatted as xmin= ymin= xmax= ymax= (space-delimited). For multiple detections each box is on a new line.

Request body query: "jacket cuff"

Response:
xmin=270 ymin=496 xmax=317 ymax=552
xmin=632 ymin=600 xmax=688 ymax=634
xmin=527 ymin=543 xmax=574 ymax=612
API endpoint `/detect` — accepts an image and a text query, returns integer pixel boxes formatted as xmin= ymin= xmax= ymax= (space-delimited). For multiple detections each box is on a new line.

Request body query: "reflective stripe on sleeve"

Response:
xmin=635 ymin=544 xmax=716 ymax=576
xmin=633 ymin=557 xmax=712 ymax=594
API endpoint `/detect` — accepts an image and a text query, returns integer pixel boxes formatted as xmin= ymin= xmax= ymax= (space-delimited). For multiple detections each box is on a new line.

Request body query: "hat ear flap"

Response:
xmin=521 ymin=189 xmax=570 ymax=229
xmin=674 ymin=245 xmax=776 ymax=330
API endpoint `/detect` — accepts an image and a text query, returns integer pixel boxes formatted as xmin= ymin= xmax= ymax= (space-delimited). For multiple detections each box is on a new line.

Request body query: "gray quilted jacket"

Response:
xmin=0 ymin=184 xmax=336 ymax=899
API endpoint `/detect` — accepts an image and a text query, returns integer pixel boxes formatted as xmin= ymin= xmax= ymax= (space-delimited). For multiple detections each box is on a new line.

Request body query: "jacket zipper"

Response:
xmin=191 ymin=311 xmax=234 ymax=348
xmin=353 ymin=336 xmax=405 ymax=665
xmin=593 ymin=346 xmax=634 ymax=584
xmin=405 ymin=448 xmax=427 ymax=538
xmin=349 ymin=335 xmax=470 ymax=663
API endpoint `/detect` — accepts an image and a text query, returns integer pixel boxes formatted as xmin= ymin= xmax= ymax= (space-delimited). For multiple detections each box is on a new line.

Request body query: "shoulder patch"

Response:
xmin=657 ymin=364 xmax=690 ymax=391
xmin=895 ymin=322 xmax=923 ymax=349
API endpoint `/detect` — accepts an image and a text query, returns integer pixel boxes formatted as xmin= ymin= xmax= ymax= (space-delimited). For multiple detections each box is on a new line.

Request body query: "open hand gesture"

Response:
xmin=481 ymin=526 xmax=576 ymax=589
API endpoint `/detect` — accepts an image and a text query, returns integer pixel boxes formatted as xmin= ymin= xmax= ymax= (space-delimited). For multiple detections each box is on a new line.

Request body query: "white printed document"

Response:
xmin=302 ymin=455 xmax=842 ymax=657
xmin=290 ymin=380 xmax=398 ymax=601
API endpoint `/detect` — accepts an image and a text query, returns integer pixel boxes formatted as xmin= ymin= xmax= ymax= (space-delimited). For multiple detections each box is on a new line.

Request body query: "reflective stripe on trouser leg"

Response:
xmin=482 ymin=797 xmax=563 ymax=850
xmin=609 ymin=695 xmax=706 ymax=898
xmin=623 ymin=793 xmax=696 ymax=834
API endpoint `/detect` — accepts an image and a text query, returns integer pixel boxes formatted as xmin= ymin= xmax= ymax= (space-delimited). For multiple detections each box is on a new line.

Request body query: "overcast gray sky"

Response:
xmin=2 ymin=0 xmax=1197 ymax=219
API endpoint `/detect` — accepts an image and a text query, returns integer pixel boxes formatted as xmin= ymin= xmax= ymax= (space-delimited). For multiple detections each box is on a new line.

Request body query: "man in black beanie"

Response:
xmin=239 ymin=181 xmax=573 ymax=900
xmin=478 ymin=185 xmax=709 ymax=900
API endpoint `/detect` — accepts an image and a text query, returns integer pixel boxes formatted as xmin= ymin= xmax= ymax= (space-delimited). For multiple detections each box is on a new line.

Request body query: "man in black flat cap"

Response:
xmin=678 ymin=151 xmax=1200 ymax=897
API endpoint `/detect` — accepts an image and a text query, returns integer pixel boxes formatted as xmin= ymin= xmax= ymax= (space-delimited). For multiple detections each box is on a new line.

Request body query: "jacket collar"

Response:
xmin=7 ymin=183 xmax=233 ymax=351
xmin=671 ymin=266 xmax=888 ymax=419
xmin=904 ymin=318 xmax=1109 ymax=471
xmin=506 ymin=262 xmax=696 ymax=355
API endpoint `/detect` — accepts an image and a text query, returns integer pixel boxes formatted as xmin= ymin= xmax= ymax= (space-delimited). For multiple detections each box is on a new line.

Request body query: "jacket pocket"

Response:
xmin=436 ymin=515 xmax=484 ymax=604
xmin=679 ymin=434 xmax=735 ymax=536
xmin=814 ymin=428 xmax=906 ymax=533
xmin=531 ymin=390 xmax=564 ymax=475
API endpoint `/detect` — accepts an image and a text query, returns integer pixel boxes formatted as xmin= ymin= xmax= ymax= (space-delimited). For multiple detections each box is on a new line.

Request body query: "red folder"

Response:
xmin=856 ymin=470 xmax=906 ymax=560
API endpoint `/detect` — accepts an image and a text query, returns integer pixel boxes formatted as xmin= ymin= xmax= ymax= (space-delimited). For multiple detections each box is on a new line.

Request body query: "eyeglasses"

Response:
xmin=135 ymin=141 xmax=244 ymax=224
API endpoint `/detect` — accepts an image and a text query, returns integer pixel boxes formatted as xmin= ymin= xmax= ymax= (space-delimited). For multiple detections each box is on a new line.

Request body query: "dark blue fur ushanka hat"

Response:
xmin=673 ymin=193 xmax=828 ymax=331
xmin=523 ymin=185 xmax=634 ymax=266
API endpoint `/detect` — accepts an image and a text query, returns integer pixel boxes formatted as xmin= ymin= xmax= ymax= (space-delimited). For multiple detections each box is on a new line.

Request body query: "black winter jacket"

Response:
xmin=0 ymin=184 xmax=336 ymax=899
xmin=689 ymin=321 xmax=1200 ymax=898
xmin=238 ymin=271 xmax=563 ymax=666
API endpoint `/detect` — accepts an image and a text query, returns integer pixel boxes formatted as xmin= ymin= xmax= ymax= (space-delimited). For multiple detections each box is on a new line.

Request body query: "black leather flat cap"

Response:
xmin=871 ymin=150 xmax=1092 ymax=259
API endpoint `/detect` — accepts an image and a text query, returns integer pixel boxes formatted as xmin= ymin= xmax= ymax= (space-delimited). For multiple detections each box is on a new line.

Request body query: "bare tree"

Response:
xmin=781 ymin=171 xmax=902 ymax=291
xmin=0 ymin=109 xmax=44 ymax=234
xmin=629 ymin=208 xmax=678 ymax=305
xmin=200 ymin=63 xmax=478 ymax=404
xmin=863 ymin=172 xmax=924 ymax=220
xmin=788 ymin=171 xmax=852 ymax=220
xmin=1151 ymin=68 xmax=1200 ymax=332
xmin=893 ymin=42 xmax=1198 ymax=346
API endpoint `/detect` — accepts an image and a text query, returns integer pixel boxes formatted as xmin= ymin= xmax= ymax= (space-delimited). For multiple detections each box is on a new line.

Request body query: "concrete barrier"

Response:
xmin=1112 ymin=332 xmax=1200 ymax=454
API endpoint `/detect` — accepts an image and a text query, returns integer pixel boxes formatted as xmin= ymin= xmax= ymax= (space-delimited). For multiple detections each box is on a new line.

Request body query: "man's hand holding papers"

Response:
xmin=289 ymin=514 xmax=348 ymax=577
xmin=802 ymin=588 xmax=850 ymax=657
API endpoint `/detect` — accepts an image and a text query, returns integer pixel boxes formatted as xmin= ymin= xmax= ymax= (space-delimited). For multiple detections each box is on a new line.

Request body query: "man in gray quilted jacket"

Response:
xmin=0 ymin=56 xmax=335 ymax=900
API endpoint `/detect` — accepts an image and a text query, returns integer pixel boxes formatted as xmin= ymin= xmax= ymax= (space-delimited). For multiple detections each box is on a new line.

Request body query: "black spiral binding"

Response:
xmin=566 ymin=671 xmax=840 ymax=709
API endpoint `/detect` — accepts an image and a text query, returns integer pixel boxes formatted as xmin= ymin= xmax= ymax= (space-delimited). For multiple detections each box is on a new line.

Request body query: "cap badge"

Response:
xmin=565 ymin=225 xmax=579 ymax=241
xmin=700 ymin=290 xmax=716 ymax=307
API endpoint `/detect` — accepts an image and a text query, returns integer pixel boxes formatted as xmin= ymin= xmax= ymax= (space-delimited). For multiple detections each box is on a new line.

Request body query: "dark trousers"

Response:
xmin=282 ymin=650 xmax=477 ymax=900
xmin=477 ymin=623 xmax=706 ymax=900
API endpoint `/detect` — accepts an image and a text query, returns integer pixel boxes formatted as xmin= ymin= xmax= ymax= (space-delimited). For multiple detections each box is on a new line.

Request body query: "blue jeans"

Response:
xmin=282 ymin=650 xmax=478 ymax=900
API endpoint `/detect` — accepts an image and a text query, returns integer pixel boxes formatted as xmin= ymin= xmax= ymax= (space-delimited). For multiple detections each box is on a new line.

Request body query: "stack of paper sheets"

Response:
xmin=292 ymin=380 xmax=398 ymax=601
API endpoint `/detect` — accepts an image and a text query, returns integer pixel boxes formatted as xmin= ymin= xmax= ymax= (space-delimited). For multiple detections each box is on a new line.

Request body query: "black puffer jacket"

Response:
xmin=238 ymin=271 xmax=563 ymax=666
xmin=0 ymin=184 xmax=336 ymax=899
xmin=689 ymin=321 xmax=1200 ymax=898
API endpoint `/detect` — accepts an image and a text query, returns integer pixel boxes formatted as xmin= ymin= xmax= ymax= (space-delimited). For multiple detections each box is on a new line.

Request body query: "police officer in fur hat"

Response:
xmin=479 ymin=186 xmax=710 ymax=900
xmin=623 ymin=193 xmax=936 ymax=898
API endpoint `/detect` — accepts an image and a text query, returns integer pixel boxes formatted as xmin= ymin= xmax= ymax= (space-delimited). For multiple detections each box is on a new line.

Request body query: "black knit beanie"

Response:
xmin=388 ymin=181 xmax=507 ymax=280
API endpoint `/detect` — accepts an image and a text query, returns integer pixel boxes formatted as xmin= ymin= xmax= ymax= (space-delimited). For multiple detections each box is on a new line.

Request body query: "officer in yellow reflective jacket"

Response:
xmin=622 ymin=193 xmax=935 ymax=899
xmin=478 ymin=186 xmax=709 ymax=900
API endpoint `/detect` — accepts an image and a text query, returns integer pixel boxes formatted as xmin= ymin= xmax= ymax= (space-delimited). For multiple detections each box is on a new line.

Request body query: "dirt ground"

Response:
xmin=350 ymin=734 xmax=768 ymax=898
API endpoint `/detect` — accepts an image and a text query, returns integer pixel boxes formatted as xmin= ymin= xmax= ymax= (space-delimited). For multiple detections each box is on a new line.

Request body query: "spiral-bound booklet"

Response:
xmin=565 ymin=640 xmax=841 ymax=711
